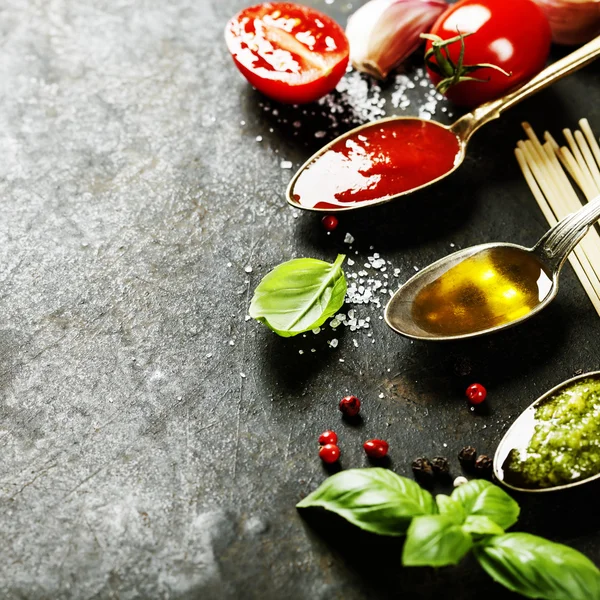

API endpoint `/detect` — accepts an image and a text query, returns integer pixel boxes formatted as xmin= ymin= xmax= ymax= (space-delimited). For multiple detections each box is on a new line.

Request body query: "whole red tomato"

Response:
xmin=225 ymin=3 xmax=349 ymax=104
xmin=425 ymin=0 xmax=551 ymax=107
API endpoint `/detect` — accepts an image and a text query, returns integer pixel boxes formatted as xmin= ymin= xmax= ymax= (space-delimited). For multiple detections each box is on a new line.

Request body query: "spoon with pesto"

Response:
xmin=494 ymin=371 xmax=600 ymax=493
xmin=385 ymin=194 xmax=600 ymax=341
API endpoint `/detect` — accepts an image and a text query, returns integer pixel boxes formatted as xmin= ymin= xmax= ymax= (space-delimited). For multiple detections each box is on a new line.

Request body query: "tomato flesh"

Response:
xmin=426 ymin=0 xmax=551 ymax=107
xmin=225 ymin=2 xmax=349 ymax=104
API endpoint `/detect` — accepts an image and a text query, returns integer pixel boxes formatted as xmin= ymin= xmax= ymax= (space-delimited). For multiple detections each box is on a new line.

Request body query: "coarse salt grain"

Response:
xmin=280 ymin=160 xmax=293 ymax=169
xmin=244 ymin=266 xmax=253 ymax=273
xmin=344 ymin=233 xmax=354 ymax=244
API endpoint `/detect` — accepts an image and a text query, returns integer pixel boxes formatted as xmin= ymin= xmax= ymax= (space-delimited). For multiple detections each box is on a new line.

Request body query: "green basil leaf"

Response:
xmin=475 ymin=533 xmax=600 ymax=600
xmin=249 ymin=254 xmax=347 ymax=337
xmin=451 ymin=480 xmax=520 ymax=530
xmin=402 ymin=515 xmax=473 ymax=567
xmin=296 ymin=468 xmax=436 ymax=536
xmin=462 ymin=515 xmax=505 ymax=536
xmin=436 ymin=494 xmax=466 ymax=525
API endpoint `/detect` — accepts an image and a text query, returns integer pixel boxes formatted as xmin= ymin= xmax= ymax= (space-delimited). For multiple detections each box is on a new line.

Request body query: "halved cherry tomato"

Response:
xmin=225 ymin=2 xmax=349 ymax=104
xmin=425 ymin=0 xmax=551 ymax=107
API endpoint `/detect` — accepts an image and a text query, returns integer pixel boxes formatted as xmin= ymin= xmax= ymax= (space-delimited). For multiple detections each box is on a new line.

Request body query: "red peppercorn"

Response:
xmin=321 ymin=215 xmax=338 ymax=232
xmin=319 ymin=444 xmax=340 ymax=464
xmin=318 ymin=430 xmax=338 ymax=445
xmin=363 ymin=439 xmax=389 ymax=459
xmin=466 ymin=383 xmax=487 ymax=405
xmin=339 ymin=395 xmax=361 ymax=417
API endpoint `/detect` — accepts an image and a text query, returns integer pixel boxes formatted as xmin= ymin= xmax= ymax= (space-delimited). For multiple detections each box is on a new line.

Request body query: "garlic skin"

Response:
xmin=531 ymin=0 xmax=600 ymax=45
xmin=346 ymin=0 xmax=448 ymax=80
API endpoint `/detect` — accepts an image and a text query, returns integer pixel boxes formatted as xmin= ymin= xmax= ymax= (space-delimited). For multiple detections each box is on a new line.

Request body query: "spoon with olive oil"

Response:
xmin=385 ymin=194 xmax=600 ymax=341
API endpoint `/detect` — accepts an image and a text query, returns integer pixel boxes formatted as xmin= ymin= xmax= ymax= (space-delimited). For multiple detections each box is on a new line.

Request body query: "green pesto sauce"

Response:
xmin=503 ymin=378 xmax=600 ymax=489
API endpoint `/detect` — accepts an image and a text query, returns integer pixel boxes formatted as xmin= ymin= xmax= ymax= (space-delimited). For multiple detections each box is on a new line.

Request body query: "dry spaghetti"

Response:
xmin=515 ymin=118 xmax=600 ymax=317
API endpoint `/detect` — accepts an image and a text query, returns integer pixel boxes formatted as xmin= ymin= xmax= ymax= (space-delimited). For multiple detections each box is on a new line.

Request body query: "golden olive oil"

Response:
xmin=411 ymin=247 xmax=553 ymax=336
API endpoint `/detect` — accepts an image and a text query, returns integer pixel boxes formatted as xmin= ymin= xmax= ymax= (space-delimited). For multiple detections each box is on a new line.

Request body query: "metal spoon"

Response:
xmin=384 ymin=194 xmax=600 ymax=341
xmin=287 ymin=36 xmax=600 ymax=212
xmin=494 ymin=370 xmax=600 ymax=493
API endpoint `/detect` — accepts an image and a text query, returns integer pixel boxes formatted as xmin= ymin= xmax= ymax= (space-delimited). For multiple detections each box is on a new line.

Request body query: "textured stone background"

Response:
xmin=1 ymin=1 xmax=600 ymax=598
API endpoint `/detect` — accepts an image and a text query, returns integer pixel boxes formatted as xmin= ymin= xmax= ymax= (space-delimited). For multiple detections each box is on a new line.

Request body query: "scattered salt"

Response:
xmin=206 ymin=353 xmax=213 ymax=358
xmin=344 ymin=233 xmax=355 ymax=244
xmin=229 ymin=340 xmax=235 ymax=346
xmin=255 ymin=135 xmax=263 ymax=142
xmin=244 ymin=266 xmax=253 ymax=273
xmin=328 ymin=338 xmax=339 ymax=348
xmin=244 ymin=315 xmax=251 ymax=321
xmin=378 ymin=393 xmax=384 ymax=399
xmin=240 ymin=373 xmax=246 ymax=378
xmin=280 ymin=160 xmax=293 ymax=169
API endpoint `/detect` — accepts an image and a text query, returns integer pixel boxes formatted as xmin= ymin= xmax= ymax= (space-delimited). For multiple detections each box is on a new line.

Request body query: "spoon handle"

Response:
xmin=453 ymin=36 xmax=600 ymax=141
xmin=535 ymin=194 xmax=600 ymax=268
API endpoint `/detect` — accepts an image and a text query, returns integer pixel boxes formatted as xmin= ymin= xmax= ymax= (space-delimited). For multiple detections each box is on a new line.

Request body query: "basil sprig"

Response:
xmin=297 ymin=469 xmax=600 ymax=600
xmin=249 ymin=254 xmax=347 ymax=337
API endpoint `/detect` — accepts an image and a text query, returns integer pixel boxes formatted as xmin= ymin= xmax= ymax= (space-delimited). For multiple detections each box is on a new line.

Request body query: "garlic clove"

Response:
xmin=346 ymin=0 xmax=448 ymax=80
xmin=531 ymin=0 xmax=600 ymax=45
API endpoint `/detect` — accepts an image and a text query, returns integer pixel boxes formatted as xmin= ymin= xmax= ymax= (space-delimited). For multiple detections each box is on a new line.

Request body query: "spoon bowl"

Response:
xmin=384 ymin=242 xmax=556 ymax=341
xmin=494 ymin=371 xmax=600 ymax=493
xmin=286 ymin=116 xmax=466 ymax=212
xmin=385 ymin=195 xmax=600 ymax=341
xmin=287 ymin=36 xmax=600 ymax=212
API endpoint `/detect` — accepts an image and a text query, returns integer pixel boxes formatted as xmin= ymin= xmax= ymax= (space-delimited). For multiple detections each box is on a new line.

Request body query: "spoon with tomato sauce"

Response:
xmin=287 ymin=36 xmax=600 ymax=212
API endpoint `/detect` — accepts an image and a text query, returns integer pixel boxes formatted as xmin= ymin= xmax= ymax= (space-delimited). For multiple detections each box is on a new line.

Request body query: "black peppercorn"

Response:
xmin=431 ymin=456 xmax=451 ymax=480
xmin=474 ymin=454 xmax=493 ymax=478
xmin=458 ymin=446 xmax=477 ymax=470
xmin=412 ymin=457 xmax=434 ymax=483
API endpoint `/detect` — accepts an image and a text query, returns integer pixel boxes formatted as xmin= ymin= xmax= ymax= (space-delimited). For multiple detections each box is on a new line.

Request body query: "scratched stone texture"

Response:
xmin=1 ymin=1 xmax=600 ymax=599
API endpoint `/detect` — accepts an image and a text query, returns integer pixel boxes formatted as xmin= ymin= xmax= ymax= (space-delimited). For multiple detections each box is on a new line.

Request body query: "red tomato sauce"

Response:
xmin=290 ymin=119 xmax=461 ymax=209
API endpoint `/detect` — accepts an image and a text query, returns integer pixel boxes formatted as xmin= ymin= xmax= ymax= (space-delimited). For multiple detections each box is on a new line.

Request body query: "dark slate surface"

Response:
xmin=1 ymin=1 xmax=599 ymax=598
